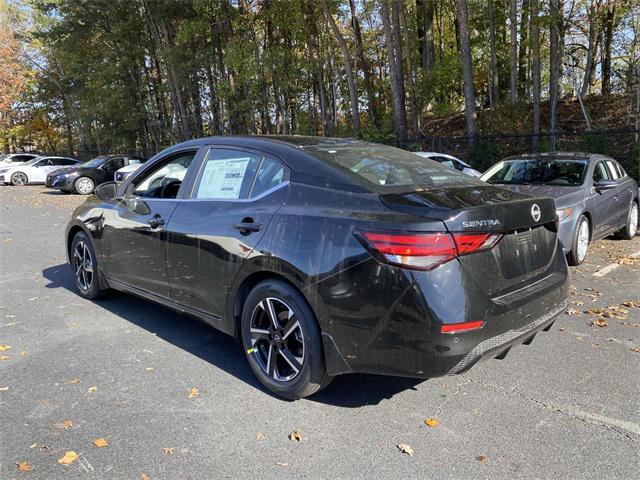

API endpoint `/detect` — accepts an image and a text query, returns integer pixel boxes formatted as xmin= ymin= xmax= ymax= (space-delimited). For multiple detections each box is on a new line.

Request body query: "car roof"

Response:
xmin=502 ymin=152 xmax=607 ymax=162
xmin=155 ymin=135 xmax=377 ymax=192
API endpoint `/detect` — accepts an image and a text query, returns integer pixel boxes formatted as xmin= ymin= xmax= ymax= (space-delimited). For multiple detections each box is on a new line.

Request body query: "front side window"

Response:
xmin=132 ymin=151 xmax=196 ymax=199
xmin=194 ymin=149 xmax=261 ymax=200
xmin=593 ymin=162 xmax=610 ymax=182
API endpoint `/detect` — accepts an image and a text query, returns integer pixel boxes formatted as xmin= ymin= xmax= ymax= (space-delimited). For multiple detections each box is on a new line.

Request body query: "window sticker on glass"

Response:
xmin=198 ymin=157 xmax=251 ymax=199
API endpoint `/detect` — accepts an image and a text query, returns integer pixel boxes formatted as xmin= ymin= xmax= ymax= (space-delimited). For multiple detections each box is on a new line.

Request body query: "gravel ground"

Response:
xmin=1 ymin=185 xmax=639 ymax=479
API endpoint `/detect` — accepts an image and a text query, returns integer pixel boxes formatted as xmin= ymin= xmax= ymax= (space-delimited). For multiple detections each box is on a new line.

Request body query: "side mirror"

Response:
xmin=95 ymin=181 xmax=118 ymax=201
xmin=594 ymin=179 xmax=617 ymax=192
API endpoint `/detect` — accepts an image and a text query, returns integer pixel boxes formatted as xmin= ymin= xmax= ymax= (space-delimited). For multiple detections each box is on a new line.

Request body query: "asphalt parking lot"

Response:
xmin=1 ymin=185 xmax=639 ymax=479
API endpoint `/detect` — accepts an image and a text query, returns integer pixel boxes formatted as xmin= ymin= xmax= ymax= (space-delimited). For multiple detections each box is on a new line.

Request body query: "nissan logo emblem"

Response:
xmin=531 ymin=204 xmax=541 ymax=222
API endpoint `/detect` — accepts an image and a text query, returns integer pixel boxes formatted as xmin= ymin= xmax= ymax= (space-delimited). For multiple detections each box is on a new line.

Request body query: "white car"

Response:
xmin=114 ymin=161 xmax=143 ymax=182
xmin=0 ymin=153 xmax=39 ymax=167
xmin=0 ymin=156 xmax=81 ymax=185
xmin=414 ymin=152 xmax=482 ymax=177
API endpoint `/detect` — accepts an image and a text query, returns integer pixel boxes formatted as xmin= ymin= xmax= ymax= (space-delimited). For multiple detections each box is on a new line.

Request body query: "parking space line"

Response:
xmin=593 ymin=249 xmax=640 ymax=277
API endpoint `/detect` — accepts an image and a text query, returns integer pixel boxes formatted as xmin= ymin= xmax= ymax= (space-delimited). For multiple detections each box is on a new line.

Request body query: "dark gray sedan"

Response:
xmin=481 ymin=152 xmax=639 ymax=265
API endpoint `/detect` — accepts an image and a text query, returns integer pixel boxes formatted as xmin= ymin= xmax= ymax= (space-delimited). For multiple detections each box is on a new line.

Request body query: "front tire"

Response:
xmin=10 ymin=172 xmax=28 ymax=186
xmin=74 ymin=176 xmax=95 ymax=195
xmin=567 ymin=215 xmax=590 ymax=266
xmin=618 ymin=202 xmax=638 ymax=240
xmin=240 ymin=279 xmax=331 ymax=400
xmin=70 ymin=231 xmax=107 ymax=299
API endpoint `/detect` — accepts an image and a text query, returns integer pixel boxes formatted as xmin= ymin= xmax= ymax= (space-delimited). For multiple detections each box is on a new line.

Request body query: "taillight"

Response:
xmin=357 ymin=230 xmax=502 ymax=271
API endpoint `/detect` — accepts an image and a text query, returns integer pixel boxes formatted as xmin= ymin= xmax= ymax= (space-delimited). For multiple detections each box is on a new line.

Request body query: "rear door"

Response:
xmin=100 ymin=149 xmax=201 ymax=298
xmin=608 ymin=160 xmax=635 ymax=226
xmin=166 ymin=146 xmax=289 ymax=319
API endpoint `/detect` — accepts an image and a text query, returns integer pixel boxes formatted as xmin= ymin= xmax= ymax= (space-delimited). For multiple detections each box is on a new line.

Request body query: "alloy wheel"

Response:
xmin=249 ymin=297 xmax=305 ymax=382
xmin=73 ymin=241 xmax=94 ymax=291
xmin=76 ymin=177 xmax=94 ymax=194
xmin=11 ymin=172 xmax=27 ymax=186
xmin=630 ymin=204 xmax=638 ymax=237
xmin=577 ymin=219 xmax=589 ymax=262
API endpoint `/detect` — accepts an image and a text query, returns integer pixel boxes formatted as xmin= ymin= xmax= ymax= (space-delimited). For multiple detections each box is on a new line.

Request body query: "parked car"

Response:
xmin=114 ymin=160 xmax=145 ymax=182
xmin=46 ymin=155 xmax=143 ymax=195
xmin=0 ymin=153 xmax=39 ymax=167
xmin=0 ymin=156 xmax=81 ymax=185
xmin=481 ymin=152 xmax=638 ymax=265
xmin=66 ymin=136 xmax=568 ymax=399
xmin=414 ymin=152 xmax=482 ymax=177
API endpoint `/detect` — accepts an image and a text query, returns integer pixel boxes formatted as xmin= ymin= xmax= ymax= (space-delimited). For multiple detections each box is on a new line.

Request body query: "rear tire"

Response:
xmin=240 ymin=279 xmax=332 ymax=400
xmin=74 ymin=176 xmax=95 ymax=195
xmin=70 ymin=231 xmax=107 ymax=299
xmin=567 ymin=215 xmax=590 ymax=266
xmin=617 ymin=202 xmax=638 ymax=240
xmin=10 ymin=172 xmax=28 ymax=186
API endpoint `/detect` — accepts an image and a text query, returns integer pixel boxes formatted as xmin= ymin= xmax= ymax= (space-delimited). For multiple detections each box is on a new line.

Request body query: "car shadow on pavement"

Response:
xmin=42 ymin=264 xmax=422 ymax=406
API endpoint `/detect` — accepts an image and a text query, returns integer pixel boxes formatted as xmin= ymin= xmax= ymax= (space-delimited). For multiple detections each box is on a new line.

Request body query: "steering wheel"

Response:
xmin=159 ymin=180 xmax=182 ymax=199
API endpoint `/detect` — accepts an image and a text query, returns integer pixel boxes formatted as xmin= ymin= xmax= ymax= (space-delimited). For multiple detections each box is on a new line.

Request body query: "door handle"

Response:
xmin=233 ymin=219 xmax=262 ymax=235
xmin=148 ymin=215 xmax=165 ymax=229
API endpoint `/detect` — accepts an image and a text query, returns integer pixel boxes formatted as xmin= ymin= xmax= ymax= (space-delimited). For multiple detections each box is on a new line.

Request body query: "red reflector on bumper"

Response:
xmin=441 ymin=320 xmax=485 ymax=334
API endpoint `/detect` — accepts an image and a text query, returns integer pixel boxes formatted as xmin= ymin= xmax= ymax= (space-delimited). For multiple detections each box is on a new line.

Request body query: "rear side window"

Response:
xmin=194 ymin=149 xmax=261 ymax=200
xmin=57 ymin=159 xmax=78 ymax=165
xmin=605 ymin=160 xmax=620 ymax=179
xmin=250 ymin=158 xmax=286 ymax=197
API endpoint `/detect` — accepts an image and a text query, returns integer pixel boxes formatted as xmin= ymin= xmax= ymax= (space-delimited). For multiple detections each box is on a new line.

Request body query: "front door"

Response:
xmin=589 ymin=160 xmax=620 ymax=237
xmin=100 ymin=149 xmax=200 ymax=298
xmin=166 ymin=147 xmax=289 ymax=319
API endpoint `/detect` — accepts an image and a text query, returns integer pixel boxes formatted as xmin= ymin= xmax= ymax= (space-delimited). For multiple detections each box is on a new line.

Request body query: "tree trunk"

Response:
xmin=517 ymin=0 xmax=530 ymax=98
xmin=455 ymin=0 xmax=476 ymax=140
xmin=417 ymin=0 xmax=435 ymax=73
xmin=322 ymin=0 xmax=361 ymax=135
xmin=549 ymin=0 xmax=563 ymax=147
xmin=305 ymin=1 xmax=331 ymax=136
xmin=581 ymin=0 xmax=599 ymax=98
xmin=399 ymin=1 xmax=419 ymax=137
xmin=379 ymin=0 xmax=407 ymax=143
xmin=509 ymin=0 xmax=517 ymax=104
xmin=349 ymin=0 xmax=378 ymax=126
xmin=601 ymin=2 xmax=616 ymax=95
xmin=390 ymin=0 xmax=407 ymax=117
xmin=530 ymin=0 xmax=541 ymax=151
xmin=488 ymin=0 xmax=498 ymax=109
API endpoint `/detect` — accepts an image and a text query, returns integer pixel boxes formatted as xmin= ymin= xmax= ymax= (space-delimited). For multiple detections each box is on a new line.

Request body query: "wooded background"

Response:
xmin=1 ymin=0 xmax=639 ymax=176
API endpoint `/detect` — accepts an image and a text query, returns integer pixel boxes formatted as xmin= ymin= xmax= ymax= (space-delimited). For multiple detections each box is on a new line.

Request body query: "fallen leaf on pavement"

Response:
xmin=590 ymin=319 xmax=608 ymax=327
xmin=631 ymin=348 xmax=640 ymax=353
xmin=256 ymin=432 xmax=266 ymax=440
xmin=162 ymin=447 xmax=175 ymax=455
xmin=424 ymin=418 xmax=439 ymax=427
xmin=622 ymin=301 xmax=640 ymax=308
xmin=87 ymin=386 xmax=97 ymax=393
xmin=0 ymin=344 xmax=11 ymax=351
xmin=56 ymin=420 xmax=73 ymax=430
xmin=67 ymin=378 xmax=80 ymax=384
xmin=0 ymin=386 xmax=8 ymax=391
xmin=145 ymin=367 xmax=155 ymax=371
xmin=30 ymin=443 xmax=37 ymax=448
xmin=476 ymin=455 xmax=488 ymax=462
xmin=187 ymin=387 xmax=198 ymax=398
xmin=275 ymin=462 xmax=289 ymax=467
xmin=0 ymin=355 xmax=10 ymax=360
xmin=20 ymin=350 xmax=27 ymax=356
xmin=289 ymin=431 xmax=302 ymax=442
xmin=17 ymin=461 xmax=32 ymax=472
xmin=93 ymin=438 xmax=109 ymax=448
xmin=397 ymin=443 xmax=414 ymax=456
xmin=58 ymin=451 xmax=79 ymax=465
xmin=565 ymin=308 xmax=579 ymax=315
xmin=141 ymin=474 xmax=151 ymax=480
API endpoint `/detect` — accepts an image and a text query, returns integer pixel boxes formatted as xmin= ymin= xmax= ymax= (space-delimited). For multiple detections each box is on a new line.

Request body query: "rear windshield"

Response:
xmin=482 ymin=158 xmax=588 ymax=186
xmin=303 ymin=144 xmax=480 ymax=191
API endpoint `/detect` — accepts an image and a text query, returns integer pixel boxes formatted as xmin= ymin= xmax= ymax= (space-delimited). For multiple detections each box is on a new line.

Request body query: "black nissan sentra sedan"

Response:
xmin=66 ymin=136 xmax=569 ymax=399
